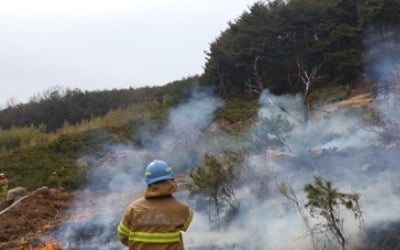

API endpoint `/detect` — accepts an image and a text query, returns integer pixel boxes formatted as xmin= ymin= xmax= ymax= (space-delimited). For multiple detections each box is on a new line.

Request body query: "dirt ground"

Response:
xmin=0 ymin=187 xmax=75 ymax=250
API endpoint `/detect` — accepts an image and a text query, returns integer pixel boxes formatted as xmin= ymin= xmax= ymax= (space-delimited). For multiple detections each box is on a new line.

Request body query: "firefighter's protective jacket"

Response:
xmin=118 ymin=179 xmax=193 ymax=250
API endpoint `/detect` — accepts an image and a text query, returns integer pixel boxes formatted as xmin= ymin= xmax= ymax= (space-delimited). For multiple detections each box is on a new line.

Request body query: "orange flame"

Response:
xmin=23 ymin=241 xmax=59 ymax=250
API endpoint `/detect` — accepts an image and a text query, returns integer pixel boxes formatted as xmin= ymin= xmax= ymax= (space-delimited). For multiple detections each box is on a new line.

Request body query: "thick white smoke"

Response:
xmin=52 ymin=90 xmax=223 ymax=249
xmin=52 ymin=61 xmax=400 ymax=249
xmin=146 ymin=90 xmax=223 ymax=170
xmin=185 ymin=85 xmax=400 ymax=249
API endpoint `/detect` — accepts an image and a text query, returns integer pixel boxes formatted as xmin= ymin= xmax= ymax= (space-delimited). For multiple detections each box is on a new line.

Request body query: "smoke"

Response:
xmin=53 ymin=144 xmax=149 ymax=249
xmin=51 ymin=90 xmax=223 ymax=249
xmin=182 ymin=89 xmax=383 ymax=249
xmin=51 ymin=48 xmax=400 ymax=249
xmin=144 ymin=90 xmax=223 ymax=170
xmin=187 ymin=85 xmax=399 ymax=249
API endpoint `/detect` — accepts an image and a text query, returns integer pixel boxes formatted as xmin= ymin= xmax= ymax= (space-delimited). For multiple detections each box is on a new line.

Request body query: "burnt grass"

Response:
xmin=51 ymin=214 xmax=120 ymax=250
xmin=0 ymin=187 xmax=74 ymax=250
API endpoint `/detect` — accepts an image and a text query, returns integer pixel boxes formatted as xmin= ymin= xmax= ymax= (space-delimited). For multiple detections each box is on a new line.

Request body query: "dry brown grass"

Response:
xmin=0 ymin=188 xmax=74 ymax=250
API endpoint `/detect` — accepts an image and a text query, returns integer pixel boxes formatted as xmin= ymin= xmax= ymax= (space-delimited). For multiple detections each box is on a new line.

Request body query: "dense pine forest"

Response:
xmin=202 ymin=0 xmax=400 ymax=96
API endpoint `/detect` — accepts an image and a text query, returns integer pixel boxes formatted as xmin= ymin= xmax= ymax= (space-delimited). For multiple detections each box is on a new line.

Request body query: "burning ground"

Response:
xmin=0 ymin=187 xmax=74 ymax=250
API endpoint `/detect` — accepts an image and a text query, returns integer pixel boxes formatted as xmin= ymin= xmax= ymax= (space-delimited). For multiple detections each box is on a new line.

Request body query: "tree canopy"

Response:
xmin=201 ymin=0 xmax=400 ymax=97
xmin=0 ymin=76 xmax=198 ymax=131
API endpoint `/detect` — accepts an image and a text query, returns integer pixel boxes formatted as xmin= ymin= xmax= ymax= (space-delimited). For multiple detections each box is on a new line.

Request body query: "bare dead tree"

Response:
xmin=245 ymin=78 xmax=260 ymax=98
xmin=277 ymin=182 xmax=318 ymax=250
xmin=297 ymin=59 xmax=324 ymax=100
xmin=245 ymin=56 xmax=265 ymax=96
xmin=296 ymin=59 xmax=325 ymax=123
xmin=253 ymin=56 xmax=265 ymax=90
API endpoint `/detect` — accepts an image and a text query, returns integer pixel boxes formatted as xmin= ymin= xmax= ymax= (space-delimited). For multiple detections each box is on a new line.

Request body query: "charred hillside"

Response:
xmin=1 ymin=83 xmax=400 ymax=249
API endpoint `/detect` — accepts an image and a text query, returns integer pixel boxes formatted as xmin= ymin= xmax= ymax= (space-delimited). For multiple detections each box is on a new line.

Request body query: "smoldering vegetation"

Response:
xmin=49 ymin=91 xmax=224 ymax=249
xmin=47 ymin=64 xmax=400 ymax=250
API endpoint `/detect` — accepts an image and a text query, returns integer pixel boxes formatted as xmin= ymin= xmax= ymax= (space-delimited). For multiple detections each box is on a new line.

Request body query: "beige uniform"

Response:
xmin=118 ymin=179 xmax=193 ymax=250
xmin=0 ymin=177 xmax=8 ymax=199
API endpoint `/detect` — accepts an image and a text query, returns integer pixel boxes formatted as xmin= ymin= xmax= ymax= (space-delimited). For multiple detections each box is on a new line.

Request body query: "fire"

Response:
xmin=23 ymin=241 xmax=59 ymax=250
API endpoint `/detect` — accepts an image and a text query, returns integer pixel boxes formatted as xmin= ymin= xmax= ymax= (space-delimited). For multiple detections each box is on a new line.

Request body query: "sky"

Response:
xmin=0 ymin=0 xmax=259 ymax=108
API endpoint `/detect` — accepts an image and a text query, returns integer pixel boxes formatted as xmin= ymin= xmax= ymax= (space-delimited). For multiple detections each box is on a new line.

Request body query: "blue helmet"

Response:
xmin=145 ymin=160 xmax=174 ymax=184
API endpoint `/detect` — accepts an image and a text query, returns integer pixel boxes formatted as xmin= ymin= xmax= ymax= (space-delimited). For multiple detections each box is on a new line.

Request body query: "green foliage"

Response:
xmin=50 ymin=128 xmax=116 ymax=155
xmin=0 ymin=76 xmax=197 ymax=132
xmin=214 ymin=99 xmax=259 ymax=123
xmin=307 ymin=82 xmax=351 ymax=105
xmin=0 ymin=95 xmax=172 ymax=153
xmin=202 ymin=0 xmax=400 ymax=97
xmin=202 ymin=1 xmax=288 ymax=96
xmin=0 ymin=124 xmax=54 ymax=151
xmin=304 ymin=176 xmax=363 ymax=250
xmin=359 ymin=0 xmax=400 ymax=87
xmin=0 ymin=125 xmax=127 ymax=190
xmin=0 ymin=144 xmax=86 ymax=190
xmin=190 ymin=153 xmax=234 ymax=200
xmin=0 ymin=80 xmax=180 ymax=191
xmin=190 ymin=152 xmax=242 ymax=219
xmin=305 ymin=177 xmax=361 ymax=214
xmin=248 ymin=115 xmax=294 ymax=153
xmin=214 ymin=98 xmax=259 ymax=134
xmin=122 ymin=119 xmax=165 ymax=145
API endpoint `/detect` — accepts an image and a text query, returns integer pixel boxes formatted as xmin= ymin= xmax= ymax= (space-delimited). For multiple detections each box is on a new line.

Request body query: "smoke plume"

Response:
xmin=52 ymin=90 xmax=223 ymax=249
xmin=53 ymin=53 xmax=400 ymax=249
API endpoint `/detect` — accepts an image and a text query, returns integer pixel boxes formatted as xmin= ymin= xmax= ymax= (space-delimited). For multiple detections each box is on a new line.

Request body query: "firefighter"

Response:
xmin=0 ymin=172 xmax=9 ymax=200
xmin=118 ymin=160 xmax=193 ymax=250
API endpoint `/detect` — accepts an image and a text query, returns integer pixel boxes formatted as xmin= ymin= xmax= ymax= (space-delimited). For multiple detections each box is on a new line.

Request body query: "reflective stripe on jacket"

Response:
xmin=118 ymin=179 xmax=193 ymax=250
xmin=118 ymin=222 xmax=182 ymax=243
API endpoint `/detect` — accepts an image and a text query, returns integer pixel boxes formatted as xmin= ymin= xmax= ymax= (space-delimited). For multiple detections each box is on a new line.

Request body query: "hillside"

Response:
xmin=1 ymin=0 xmax=400 ymax=249
xmin=1 ymin=84 xmax=400 ymax=249
xmin=0 ymin=76 xmax=197 ymax=132
xmin=201 ymin=0 xmax=400 ymax=97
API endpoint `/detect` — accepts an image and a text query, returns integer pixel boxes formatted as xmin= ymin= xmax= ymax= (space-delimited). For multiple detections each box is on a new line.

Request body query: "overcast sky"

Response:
xmin=0 ymin=0 xmax=259 ymax=108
